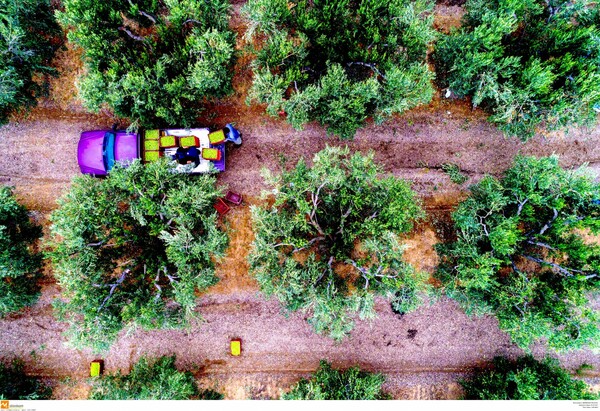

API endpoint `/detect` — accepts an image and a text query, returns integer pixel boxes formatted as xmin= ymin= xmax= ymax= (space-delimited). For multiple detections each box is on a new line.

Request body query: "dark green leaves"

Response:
xmin=0 ymin=0 xmax=61 ymax=124
xmin=89 ymin=356 xmax=222 ymax=400
xmin=435 ymin=0 xmax=600 ymax=140
xmin=48 ymin=160 xmax=227 ymax=352
xmin=250 ymin=146 xmax=428 ymax=339
xmin=461 ymin=356 xmax=599 ymax=400
xmin=0 ymin=359 xmax=51 ymax=400
xmin=244 ymin=0 xmax=436 ymax=138
xmin=437 ymin=156 xmax=600 ymax=352
xmin=0 ymin=186 xmax=42 ymax=315
xmin=58 ymin=0 xmax=235 ymax=127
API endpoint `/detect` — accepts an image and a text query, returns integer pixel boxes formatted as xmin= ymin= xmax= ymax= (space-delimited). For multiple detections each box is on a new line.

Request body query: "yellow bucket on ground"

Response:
xmin=230 ymin=339 xmax=241 ymax=356
xmin=90 ymin=361 xmax=102 ymax=377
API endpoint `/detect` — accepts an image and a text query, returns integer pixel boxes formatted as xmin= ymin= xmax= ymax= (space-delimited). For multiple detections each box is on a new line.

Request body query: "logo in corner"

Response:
xmin=0 ymin=400 xmax=8 ymax=409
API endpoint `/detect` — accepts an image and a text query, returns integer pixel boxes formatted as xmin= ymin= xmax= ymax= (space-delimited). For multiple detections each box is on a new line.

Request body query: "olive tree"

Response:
xmin=243 ymin=0 xmax=436 ymax=139
xmin=48 ymin=160 xmax=227 ymax=352
xmin=0 ymin=186 xmax=42 ymax=315
xmin=437 ymin=156 xmax=600 ymax=352
xmin=0 ymin=0 xmax=61 ymax=124
xmin=249 ymin=146 xmax=428 ymax=339
xmin=435 ymin=0 xmax=600 ymax=140
xmin=57 ymin=0 xmax=235 ymax=127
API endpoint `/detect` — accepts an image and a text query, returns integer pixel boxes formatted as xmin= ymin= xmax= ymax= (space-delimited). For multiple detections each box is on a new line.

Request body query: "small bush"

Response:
xmin=58 ymin=0 xmax=235 ymax=127
xmin=243 ymin=0 xmax=436 ymax=139
xmin=437 ymin=156 xmax=600 ymax=352
xmin=442 ymin=163 xmax=468 ymax=184
xmin=282 ymin=360 xmax=389 ymax=400
xmin=250 ymin=146 xmax=429 ymax=339
xmin=48 ymin=160 xmax=228 ymax=352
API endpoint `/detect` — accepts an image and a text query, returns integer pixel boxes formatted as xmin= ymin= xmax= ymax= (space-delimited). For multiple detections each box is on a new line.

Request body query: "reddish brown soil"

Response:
xmin=1 ymin=3 xmax=600 ymax=400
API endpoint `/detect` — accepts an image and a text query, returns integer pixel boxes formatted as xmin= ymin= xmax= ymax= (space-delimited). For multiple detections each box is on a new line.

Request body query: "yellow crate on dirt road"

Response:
xmin=230 ymin=339 xmax=241 ymax=356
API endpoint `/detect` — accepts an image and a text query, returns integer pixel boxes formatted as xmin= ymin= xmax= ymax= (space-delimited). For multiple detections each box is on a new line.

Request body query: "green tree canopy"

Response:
xmin=435 ymin=0 xmax=600 ymax=140
xmin=0 ymin=359 xmax=51 ymax=400
xmin=89 ymin=356 xmax=222 ymax=400
xmin=57 ymin=0 xmax=235 ymax=127
xmin=0 ymin=0 xmax=61 ymax=124
xmin=437 ymin=156 xmax=600 ymax=352
xmin=249 ymin=146 xmax=428 ymax=339
xmin=48 ymin=160 xmax=227 ymax=352
xmin=282 ymin=360 xmax=389 ymax=400
xmin=243 ymin=0 xmax=436 ymax=138
xmin=461 ymin=356 xmax=599 ymax=400
xmin=0 ymin=186 xmax=42 ymax=316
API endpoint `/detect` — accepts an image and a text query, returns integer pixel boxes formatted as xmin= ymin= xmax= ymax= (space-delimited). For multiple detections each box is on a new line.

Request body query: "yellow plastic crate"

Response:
xmin=208 ymin=129 xmax=226 ymax=145
xmin=202 ymin=147 xmax=221 ymax=161
xmin=90 ymin=361 xmax=102 ymax=377
xmin=179 ymin=136 xmax=199 ymax=147
xmin=144 ymin=139 xmax=159 ymax=151
xmin=145 ymin=129 xmax=159 ymax=140
xmin=230 ymin=339 xmax=241 ymax=356
xmin=159 ymin=135 xmax=177 ymax=148
xmin=145 ymin=151 xmax=160 ymax=162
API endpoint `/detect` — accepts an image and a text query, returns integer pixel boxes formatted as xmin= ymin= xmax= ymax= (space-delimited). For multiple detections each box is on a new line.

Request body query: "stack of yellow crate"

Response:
xmin=144 ymin=129 xmax=160 ymax=162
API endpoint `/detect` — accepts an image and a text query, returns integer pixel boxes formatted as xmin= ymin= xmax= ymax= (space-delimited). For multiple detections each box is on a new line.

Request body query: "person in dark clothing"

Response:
xmin=186 ymin=146 xmax=201 ymax=167
xmin=174 ymin=147 xmax=187 ymax=164
xmin=173 ymin=146 xmax=201 ymax=167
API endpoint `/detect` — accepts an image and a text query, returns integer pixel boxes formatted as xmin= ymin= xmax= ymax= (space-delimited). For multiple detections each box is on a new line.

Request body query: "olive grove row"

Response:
xmin=2 ymin=0 xmax=599 ymax=139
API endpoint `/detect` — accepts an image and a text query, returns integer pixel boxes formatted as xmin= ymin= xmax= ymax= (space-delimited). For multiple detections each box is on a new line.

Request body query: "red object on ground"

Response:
xmin=224 ymin=190 xmax=243 ymax=205
xmin=214 ymin=198 xmax=230 ymax=215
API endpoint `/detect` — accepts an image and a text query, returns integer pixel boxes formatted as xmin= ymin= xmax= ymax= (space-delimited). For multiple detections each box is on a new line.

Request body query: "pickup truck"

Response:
xmin=77 ymin=124 xmax=242 ymax=176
